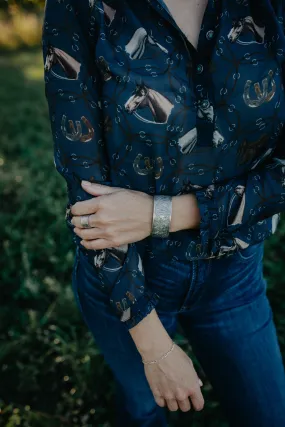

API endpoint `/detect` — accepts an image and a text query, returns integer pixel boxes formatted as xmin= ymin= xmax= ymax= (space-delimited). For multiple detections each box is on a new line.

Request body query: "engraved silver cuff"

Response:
xmin=151 ymin=195 xmax=172 ymax=238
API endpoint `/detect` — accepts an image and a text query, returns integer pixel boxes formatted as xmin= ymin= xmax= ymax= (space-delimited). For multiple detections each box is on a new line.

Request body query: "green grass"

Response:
xmin=0 ymin=49 xmax=285 ymax=427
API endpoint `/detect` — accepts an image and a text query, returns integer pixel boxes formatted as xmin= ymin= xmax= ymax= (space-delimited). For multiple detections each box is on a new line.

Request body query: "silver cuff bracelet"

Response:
xmin=151 ymin=195 xmax=172 ymax=238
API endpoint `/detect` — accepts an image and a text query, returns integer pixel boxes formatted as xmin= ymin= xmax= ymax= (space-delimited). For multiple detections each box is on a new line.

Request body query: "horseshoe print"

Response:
xmin=133 ymin=154 xmax=164 ymax=179
xmin=61 ymin=115 xmax=94 ymax=142
xmin=243 ymin=70 xmax=276 ymax=108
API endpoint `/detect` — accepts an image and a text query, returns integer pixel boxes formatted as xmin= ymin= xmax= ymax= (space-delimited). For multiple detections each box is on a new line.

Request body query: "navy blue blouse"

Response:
xmin=42 ymin=0 xmax=285 ymax=328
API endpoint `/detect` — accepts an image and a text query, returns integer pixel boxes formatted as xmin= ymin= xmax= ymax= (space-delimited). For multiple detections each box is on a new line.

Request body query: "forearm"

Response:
xmin=129 ymin=309 xmax=173 ymax=360
xmin=170 ymin=194 xmax=201 ymax=232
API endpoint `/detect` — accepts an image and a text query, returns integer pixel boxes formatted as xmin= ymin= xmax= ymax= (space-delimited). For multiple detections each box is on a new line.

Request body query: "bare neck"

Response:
xmin=163 ymin=0 xmax=208 ymax=49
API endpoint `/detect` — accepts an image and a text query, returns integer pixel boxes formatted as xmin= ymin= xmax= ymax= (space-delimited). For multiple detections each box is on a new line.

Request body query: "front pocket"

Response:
xmin=236 ymin=241 xmax=264 ymax=262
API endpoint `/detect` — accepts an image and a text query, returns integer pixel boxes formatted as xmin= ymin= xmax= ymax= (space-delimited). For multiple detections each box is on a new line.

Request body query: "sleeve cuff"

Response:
xmin=190 ymin=188 xmax=240 ymax=259
xmin=120 ymin=290 xmax=160 ymax=330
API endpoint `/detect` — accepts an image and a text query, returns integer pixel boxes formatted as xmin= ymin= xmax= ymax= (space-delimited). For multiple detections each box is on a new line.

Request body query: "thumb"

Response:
xmin=81 ymin=180 xmax=119 ymax=195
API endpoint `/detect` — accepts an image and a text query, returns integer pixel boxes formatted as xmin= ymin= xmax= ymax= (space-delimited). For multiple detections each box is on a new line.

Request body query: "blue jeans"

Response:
xmin=72 ymin=240 xmax=285 ymax=426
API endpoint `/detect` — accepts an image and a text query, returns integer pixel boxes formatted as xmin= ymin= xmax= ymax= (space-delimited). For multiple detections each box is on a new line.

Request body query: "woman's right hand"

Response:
xmin=143 ymin=343 xmax=204 ymax=412
xmin=129 ymin=309 xmax=204 ymax=413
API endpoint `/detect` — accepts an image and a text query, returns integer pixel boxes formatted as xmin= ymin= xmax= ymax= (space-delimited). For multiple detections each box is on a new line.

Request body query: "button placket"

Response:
xmin=192 ymin=14 xmax=221 ymax=147
xmin=193 ymin=54 xmax=216 ymax=147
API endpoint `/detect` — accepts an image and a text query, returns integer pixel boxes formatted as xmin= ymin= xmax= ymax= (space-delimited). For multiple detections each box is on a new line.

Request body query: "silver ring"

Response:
xmin=80 ymin=214 xmax=91 ymax=228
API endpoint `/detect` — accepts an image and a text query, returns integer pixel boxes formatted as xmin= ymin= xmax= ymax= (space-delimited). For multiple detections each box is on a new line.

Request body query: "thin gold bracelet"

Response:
xmin=142 ymin=341 xmax=175 ymax=365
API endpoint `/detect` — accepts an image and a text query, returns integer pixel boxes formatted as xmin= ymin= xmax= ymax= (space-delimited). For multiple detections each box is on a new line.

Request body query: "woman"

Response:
xmin=42 ymin=0 xmax=285 ymax=425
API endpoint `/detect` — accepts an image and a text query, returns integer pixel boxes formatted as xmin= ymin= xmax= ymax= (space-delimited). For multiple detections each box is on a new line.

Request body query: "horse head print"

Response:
xmin=125 ymin=27 xmax=168 ymax=60
xmin=228 ymin=16 xmax=265 ymax=45
xmin=44 ymin=46 xmax=81 ymax=80
xmin=243 ymin=70 xmax=276 ymax=108
xmin=61 ymin=115 xmax=94 ymax=142
xmin=124 ymin=83 xmax=174 ymax=124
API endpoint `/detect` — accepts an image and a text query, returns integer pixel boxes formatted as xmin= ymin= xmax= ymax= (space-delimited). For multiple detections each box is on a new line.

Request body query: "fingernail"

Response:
xmin=199 ymin=379 xmax=203 ymax=387
xmin=80 ymin=240 xmax=85 ymax=246
xmin=82 ymin=180 xmax=91 ymax=186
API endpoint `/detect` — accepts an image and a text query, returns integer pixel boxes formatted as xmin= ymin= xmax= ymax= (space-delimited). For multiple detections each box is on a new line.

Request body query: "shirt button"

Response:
xmin=197 ymin=64 xmax=203 ymax=74
xmin=206 ymin=30 xmax=214 ymax=40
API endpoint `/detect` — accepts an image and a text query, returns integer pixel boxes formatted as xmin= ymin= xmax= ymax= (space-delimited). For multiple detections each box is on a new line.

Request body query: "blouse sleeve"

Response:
xmin=190 ymin=133 xmax=285 ymax=259
xmin=42 ymin=0 xmax=159 ymax=329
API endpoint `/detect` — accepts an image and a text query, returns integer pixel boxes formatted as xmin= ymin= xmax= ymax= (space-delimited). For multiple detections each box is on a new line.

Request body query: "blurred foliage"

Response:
xmin=0 ymin=43 xmax=285 ymax=427
xmin=0 ymin=50 xmax=116 ymax=427
xmin=0 ymin=0 xmax=45 ymax=10
xmin=0 ymin=3 xmax=44 ymax=51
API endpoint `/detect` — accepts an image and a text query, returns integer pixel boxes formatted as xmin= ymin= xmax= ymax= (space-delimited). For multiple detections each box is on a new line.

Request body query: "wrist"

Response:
xmin=129 ymin=309 xmax=173 ymax=359
xmin=140 ymin=192 xmax=154 ymax=237
xmin=170 ymin=194 xmax=201 ymax=232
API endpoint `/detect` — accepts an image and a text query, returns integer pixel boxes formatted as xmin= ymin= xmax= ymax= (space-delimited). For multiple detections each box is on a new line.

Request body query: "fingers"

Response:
xmin=166 ymin=386 xmax=203 ymax=413
xmin=152 ymin=386 xmax=203 ymax=414
xmin=165 ymin=398 xmax=179 ymax=412
xmin=80 ymin=238 xmax=114 ymax=250
xmin=74 ymin=227 xmax=102 ymax=240
xmin=154 ymin=379 xmax=203 ymax=413
xmin=72 ymin=182 xmax=124 ymax=216
xmin=177 ymin=397 xmax=191 ymax=412
xmin=81 ymin=180 xmax=121 ymax=196
xmin=155 ymin=392 xmax=198 ymax=413
xmin=152 ymin=387 xmax=166 ymax=408
xmin=71 ymin=198 xmax=100 ymax=216
xmin=175 ymin=388 xmax=191 ymax=412
xmin=159 ymin=377 xmax=181 ymax=412
xmin=153 ymin=396 xmax=166 ymax=408
xmin=157 ymin=398 xmax=190 ymax=413
xmin=188 ymin=385 xmax=205 ymax=412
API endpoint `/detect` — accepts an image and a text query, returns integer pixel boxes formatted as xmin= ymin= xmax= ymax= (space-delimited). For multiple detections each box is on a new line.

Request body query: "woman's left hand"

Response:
xmin=70 ymin=181 xmax=154 ymax=250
